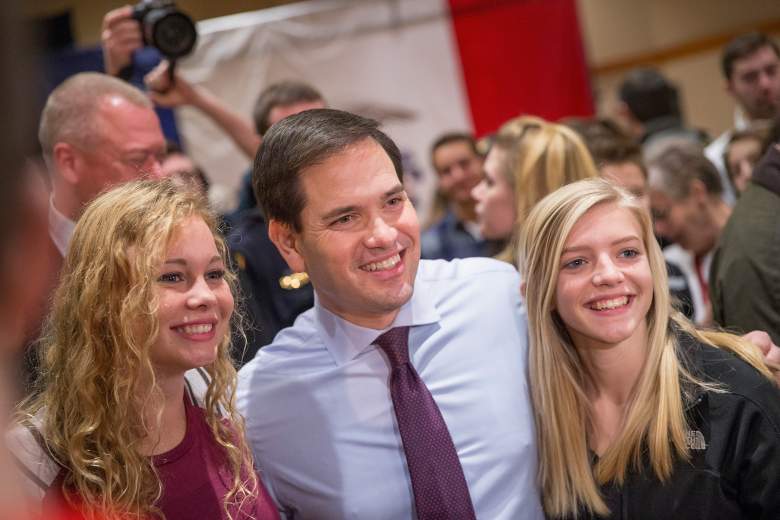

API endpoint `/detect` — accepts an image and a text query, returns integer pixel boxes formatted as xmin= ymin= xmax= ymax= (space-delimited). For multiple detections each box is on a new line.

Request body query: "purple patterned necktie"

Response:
xmin=375 ymin=326 xmax=476 ymax=520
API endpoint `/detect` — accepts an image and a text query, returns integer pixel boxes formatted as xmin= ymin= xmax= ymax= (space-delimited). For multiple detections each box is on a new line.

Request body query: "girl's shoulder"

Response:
xmin=679 ymin=332 xmax=780 ymax=430
xmin=184 ymin=367 xmax=211 ymax=408
xmin=6 ymin=410 xmax=63 ymax=506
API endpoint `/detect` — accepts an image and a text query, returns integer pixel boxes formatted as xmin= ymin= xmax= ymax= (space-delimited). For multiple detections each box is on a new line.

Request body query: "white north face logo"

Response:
xmin=685 ymin=430 xmax=707 ymax=450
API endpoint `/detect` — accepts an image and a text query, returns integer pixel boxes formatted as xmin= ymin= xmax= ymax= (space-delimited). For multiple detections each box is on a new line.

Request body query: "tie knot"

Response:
xmin=374 ymin=326 xmax=410 ymax=368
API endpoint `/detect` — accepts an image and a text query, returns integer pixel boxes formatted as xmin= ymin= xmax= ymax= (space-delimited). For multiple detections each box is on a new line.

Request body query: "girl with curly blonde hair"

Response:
xmin=518 ymin=178 xmax=780 ymax=519
xmin=11 ymin=179 xmax=278 ymax=519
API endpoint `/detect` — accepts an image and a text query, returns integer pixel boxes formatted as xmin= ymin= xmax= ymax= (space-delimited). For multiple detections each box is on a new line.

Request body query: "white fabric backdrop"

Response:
xmin=176 ymin=0 xmax=473 ymax=221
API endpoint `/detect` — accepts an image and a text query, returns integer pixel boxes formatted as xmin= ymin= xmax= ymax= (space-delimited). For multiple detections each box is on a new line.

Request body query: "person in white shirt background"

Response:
xmin=705 ymin=32 xmax=780 ymax=205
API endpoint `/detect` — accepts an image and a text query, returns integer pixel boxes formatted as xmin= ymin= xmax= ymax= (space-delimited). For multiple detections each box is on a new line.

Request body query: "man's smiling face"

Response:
xmin=277 ymin=138 xmax=420 ymax=329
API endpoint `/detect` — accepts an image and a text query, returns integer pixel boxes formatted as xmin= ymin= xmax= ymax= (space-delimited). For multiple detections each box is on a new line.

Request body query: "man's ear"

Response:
xmin=268 ymin=219 xmax=306 ymax=273
xmin=615 ymin=102 xmax=642 ymax=138
xmin=688 ymin=178 xmax=708 ymax=204
xmin=52 ymin=142 xmax=80 ymax=185
xmin=725 ymin=78 xmax=735 ymax=98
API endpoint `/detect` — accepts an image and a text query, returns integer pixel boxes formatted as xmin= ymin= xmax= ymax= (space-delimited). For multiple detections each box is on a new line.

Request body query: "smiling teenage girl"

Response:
xmin=11 ymin=180 xmax=278 ymax=519
xmin=518 ymin=178 xmax=780 ymax=519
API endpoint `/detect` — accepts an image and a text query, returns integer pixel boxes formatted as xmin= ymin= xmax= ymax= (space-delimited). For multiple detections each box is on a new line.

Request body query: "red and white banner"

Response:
xmin=177 ymin=0 xmax=592 ymax=219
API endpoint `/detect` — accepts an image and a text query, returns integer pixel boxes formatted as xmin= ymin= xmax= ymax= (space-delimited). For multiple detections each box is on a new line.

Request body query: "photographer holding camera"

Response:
xmin=103 ymin=3 xmax=261 ymax=159
xmin=103 ymin=1 xmax=196 ymax=78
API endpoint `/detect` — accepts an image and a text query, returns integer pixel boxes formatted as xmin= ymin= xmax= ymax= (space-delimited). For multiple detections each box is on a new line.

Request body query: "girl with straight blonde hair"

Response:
xmin=472 ymin=116 xmax=599 ymax=265
xmin=10 ymin=179 xmax=278 ymax=519
xmin=518 ymin=177 xmax=780 ymax=519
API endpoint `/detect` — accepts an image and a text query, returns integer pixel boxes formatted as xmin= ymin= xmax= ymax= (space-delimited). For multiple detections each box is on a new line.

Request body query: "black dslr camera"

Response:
xmin=132 ymin=0 xmax=197 ymax=59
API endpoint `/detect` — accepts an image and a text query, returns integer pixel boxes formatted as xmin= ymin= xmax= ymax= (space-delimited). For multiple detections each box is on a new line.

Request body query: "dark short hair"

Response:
xmin=163 ymin=140 xmax=210 ymax=193
xmin=618 ymin=68 xmax=680 ymax=123
xmin=252 ymin=81 xmax=324 ymax=136
xmin=253 ymin=108 xmax=403 ymax=231
xmin=721 ymin=32 xmax=780 ymax=80
xmin=429 ymin=132 xmax=479 ymax=171
xmin=568 ymin=118 xmax=646 ymax=177
xmin=649 ymin=144 xmax=722 ymax=199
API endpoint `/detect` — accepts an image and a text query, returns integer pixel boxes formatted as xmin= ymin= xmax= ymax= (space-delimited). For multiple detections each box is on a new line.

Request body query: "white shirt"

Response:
xmin=704 ymin=108 xmax=749 ymax=207
xmin=664 ymin=244 xmax=713 ymax=325
xmin=237 ymin=258 xmax=542 ymax=519
xmin=48 ymin=197 xmax=75 ymax=257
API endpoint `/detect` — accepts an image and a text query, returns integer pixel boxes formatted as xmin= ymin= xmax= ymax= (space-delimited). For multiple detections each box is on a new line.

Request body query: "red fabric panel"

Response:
xmin=447 ymin=0 xmax=594 ymax=136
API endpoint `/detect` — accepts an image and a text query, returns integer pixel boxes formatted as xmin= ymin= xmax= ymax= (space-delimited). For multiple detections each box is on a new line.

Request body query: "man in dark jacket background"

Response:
xmin=711 ymin=128 xmax=780 ymax=345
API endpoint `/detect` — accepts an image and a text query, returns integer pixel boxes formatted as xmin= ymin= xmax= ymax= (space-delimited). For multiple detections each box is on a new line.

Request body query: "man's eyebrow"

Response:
xmin=385 ymin=184 xmax=405 ymax=197
xmin=321 ymin=205 xmax=359 ymax=222
xmin=561 ymin=235 xmax=641 ymax=255
xmin=320 ymin=185 xmax=405 ymax=222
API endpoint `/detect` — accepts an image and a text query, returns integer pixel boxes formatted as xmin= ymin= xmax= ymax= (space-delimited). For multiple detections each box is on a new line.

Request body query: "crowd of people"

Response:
xmin=2 ymin=3 xmax=780 ymax=519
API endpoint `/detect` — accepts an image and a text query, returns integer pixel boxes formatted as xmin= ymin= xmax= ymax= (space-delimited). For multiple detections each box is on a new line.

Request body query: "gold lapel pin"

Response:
xmin=280 ymin=272 xmax=310 ymax=290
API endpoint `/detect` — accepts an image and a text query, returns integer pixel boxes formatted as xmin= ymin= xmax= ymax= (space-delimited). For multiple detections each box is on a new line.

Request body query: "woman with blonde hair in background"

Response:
xmin=518 ymin=177 xmax=780 ymax=519
xmin=471 ymin=116 xmax=599 ymax=265
xmin=10 ymin=179 xmax=279 ymax=519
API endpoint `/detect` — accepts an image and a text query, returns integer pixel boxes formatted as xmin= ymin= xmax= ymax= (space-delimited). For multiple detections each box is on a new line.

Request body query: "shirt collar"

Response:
xmin=733 ymin=106 xmax=749 ymax=131
xmin=444 ymin=209 xmax=483 ymax=241
xmin=48 ymin=196 xmax=75 ymax=257
xmin=313 ymin=271 xmax=441 ymax=366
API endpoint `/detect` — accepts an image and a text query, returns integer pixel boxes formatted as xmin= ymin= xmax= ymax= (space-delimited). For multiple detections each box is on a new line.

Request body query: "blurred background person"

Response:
xmin=711 ymin=118 xmax=780 ymax=345
xmin=0 ymin=3 xmax=47 ymax=516
xmin=422 ymin=131 xmax=497 ymax=260
xmin=566 ymin=118 xmax=650 ymax=203
xmin=706 ymin=32 xmax=780 ymax=204
xmin=723 ymin=123 xmax=770 ymax=195
xmin=141 ymin=57 xmax=326 ymax=215
xmin=11 ymin=180 xmax=278 ymax=519
xmin=103 ymin=5 xmax=261 ymax=162
xmin=161 ymin=140 xmax=210 ymax=198
xmin=24 ymin=71 xmax=166 ymax=388
xmin=471 ymin=116 xmax=599 ymax=265
xmin=234 ymin=80 xmax=326 ymax=213
xmin=648 ymin=144 xmax=731 ymax=325
xmin=616 ymin=67 xmax=707 ymax=163
xmin=41 ymin=72 xmax=165 ymax=234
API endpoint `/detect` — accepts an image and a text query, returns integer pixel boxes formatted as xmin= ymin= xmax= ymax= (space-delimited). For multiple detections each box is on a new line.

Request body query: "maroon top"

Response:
xmin=43 ymin=397 xmax=279 ymax=520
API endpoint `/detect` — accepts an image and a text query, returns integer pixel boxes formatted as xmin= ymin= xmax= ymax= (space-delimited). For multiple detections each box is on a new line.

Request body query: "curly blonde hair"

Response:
xmin=20 ymin=179 xmax=257 ymax=519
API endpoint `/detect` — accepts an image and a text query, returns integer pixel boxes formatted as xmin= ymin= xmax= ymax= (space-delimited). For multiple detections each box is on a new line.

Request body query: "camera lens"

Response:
xmin=151 ymin=11 xmax=197 ymax=58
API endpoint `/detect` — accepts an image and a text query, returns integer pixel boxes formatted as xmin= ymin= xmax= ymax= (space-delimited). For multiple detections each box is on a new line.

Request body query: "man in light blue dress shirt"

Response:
xmin=237 ymin=109 xmax=542 ymax=519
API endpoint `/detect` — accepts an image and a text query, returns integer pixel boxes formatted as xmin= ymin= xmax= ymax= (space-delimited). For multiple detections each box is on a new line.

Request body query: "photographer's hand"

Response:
xmin=146 ymin=60 xmax=261 ymax=158
xmin=145 ymin=60 xmax=195 ymax=106
xmin=102 ymin=5 xmax=143 ymax=76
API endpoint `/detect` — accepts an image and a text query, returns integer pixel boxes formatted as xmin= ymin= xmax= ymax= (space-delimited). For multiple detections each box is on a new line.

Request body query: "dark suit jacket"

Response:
xmin=21 ymin=233 xmax=63 ymax=391
xmin=711 ymin=146 xmax=780 ymax=344
xmin=226 ymin=208 xmax=314 ymax=367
